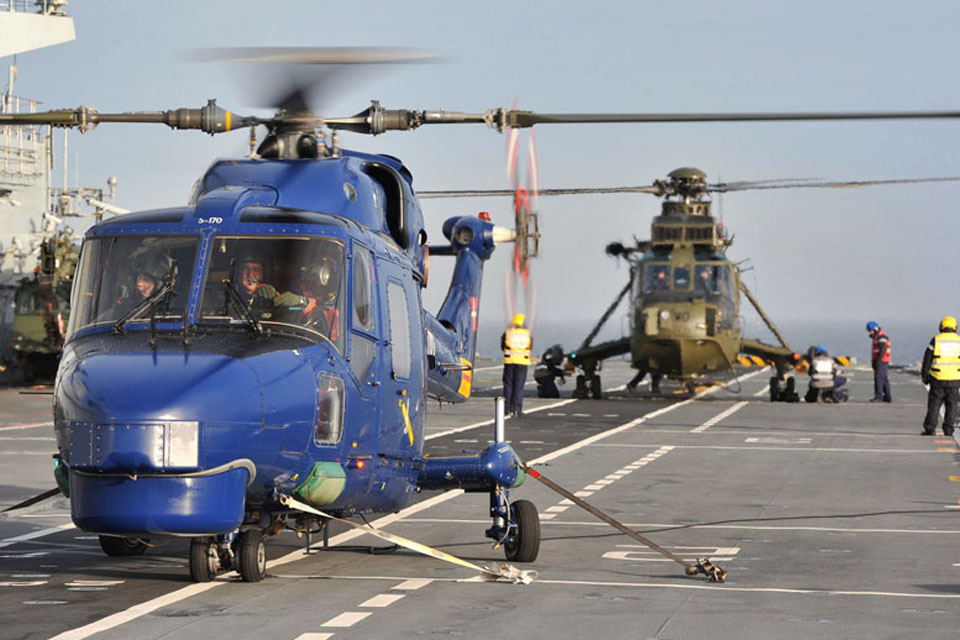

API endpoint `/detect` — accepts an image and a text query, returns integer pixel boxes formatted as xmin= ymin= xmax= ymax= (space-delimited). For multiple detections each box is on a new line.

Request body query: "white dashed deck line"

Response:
xmin=359 ymin=593 xmax=405 ymax=608
xmin=293 ymin=634 xmax=334 ymax=640
xmin=393 ymin=578 xmax=433 ymax=590
xmin=322 ymin=611 xmax=372 ymax=627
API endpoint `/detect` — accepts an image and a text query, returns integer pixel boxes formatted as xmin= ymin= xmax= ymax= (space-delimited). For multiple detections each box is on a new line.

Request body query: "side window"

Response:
xmin=387 ymin=281 xmax=411 ymax=379
xmin=350 ymin=245 xmax=377 ymax=385
xmin=353 ymin=246 xmax=374 ymax=332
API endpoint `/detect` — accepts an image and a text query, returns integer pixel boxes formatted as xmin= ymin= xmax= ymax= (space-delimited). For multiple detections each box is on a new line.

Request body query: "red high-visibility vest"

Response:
xmin=872 ymin=330 xmax=891 ymax=364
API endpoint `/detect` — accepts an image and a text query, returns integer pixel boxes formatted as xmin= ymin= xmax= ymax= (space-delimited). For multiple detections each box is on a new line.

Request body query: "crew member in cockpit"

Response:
xmin=234 ymin=256 xmax=316 ymax=320
xmin=695 ymin=265 xmax=716 ymax=295
xmin=296 ymin=257 xmax=341 ymax=341
xmin=115 ymin=254 xmax=173 ymax=317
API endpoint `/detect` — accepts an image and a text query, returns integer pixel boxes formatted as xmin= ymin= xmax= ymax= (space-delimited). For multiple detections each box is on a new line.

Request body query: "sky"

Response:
xmin=6 ymin=0 xmax=960 ymax=359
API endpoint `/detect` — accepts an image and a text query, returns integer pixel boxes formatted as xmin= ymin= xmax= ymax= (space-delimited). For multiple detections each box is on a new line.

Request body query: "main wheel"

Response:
xmin=589 ymin=375 xmax=602 ymax=400
xmin=504 ymin=499 xmax=540 ymax=563
xmin=98 ymin=535 xmax=148 ymax=557
xmin=189 ymin=537 xmax=219 ymax=583
xmin=769 ymin=376 xmax=780 ymax=402
xmin=238 ymin=530 xmax=267 ymax=582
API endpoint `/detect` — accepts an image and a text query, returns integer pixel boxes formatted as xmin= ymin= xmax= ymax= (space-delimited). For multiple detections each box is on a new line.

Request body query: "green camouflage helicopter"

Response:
xmin=423 ymin=167 xmax=960 ymax=400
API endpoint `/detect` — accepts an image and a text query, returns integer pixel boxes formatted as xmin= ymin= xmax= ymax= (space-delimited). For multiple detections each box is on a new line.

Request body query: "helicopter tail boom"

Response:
xmin=426 ymin=215 xmax=498 ymax=403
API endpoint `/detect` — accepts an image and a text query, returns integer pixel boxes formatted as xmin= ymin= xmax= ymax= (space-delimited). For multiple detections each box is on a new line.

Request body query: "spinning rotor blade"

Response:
xmin=710 ymin=175 xmax=960 ymax=192
xmin=187 ymin=46 xmax=443 ymax=65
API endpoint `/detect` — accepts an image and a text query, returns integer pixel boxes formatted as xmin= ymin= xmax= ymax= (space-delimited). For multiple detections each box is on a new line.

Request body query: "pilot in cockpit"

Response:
xmin=295 ymin=257 xmax=341 ymax=341
xmin=233 ymin=255 xmax=315 ymax=320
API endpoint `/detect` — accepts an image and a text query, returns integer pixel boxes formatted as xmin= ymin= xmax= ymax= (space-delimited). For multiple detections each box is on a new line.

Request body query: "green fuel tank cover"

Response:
xmin=293 ymin=461 xmax=347 ymax=506
xmin=54 ymin=458 xmax=70 ymax=498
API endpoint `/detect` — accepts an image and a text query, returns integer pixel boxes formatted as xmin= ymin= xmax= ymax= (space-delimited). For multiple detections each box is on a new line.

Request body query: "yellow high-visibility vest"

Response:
xmin=931 ymin=331 xmax=960 ymax=381
xmin=503 ymin=327 xmax=531 ymax=365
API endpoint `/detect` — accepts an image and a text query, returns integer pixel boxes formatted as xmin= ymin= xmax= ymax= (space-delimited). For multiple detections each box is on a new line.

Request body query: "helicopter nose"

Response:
xmin=57 ymin=350 xmax=263 ymax=424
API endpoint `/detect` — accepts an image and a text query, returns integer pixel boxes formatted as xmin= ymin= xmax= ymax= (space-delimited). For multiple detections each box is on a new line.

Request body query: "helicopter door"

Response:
xmin=380 ymin=267 xmax=425 ymax=456
xmin=349 ymin=244 xmax=380 ymax=399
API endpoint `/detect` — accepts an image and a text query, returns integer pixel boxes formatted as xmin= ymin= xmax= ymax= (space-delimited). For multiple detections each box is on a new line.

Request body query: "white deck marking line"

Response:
xmin=0 ymin=422 xmax=54 ymax=431
xmin=393 ymin=578 xmax=433 ymax=590
xmin=294 ymin=633 xmax=334 ymax=640
xmin=401 ymin=518 xmax=960 ymax=535
xmin=359 ymin=593 xmax=405 ymax=607
xmin=0 ymin=436 xmax=56 ymax=441
xmin=52 ymin=367 xmax=767 ymax=640
xmin=322 ymin=611 xmax=372 ymax=627
xmin=535 ymin=577 xmax=960 ymax=600
xmin=691 ymin=401 xmax=748 ymax=433
xmin=471 ymin=365 xmax=506 ymax=373
xmin=426 ymin=398 xmax=577 ymax=439
xmin=592 ymin=444 xmax=951 ymax=454
xmin=752 ymin=386 xmax=769 ymax=397
xmin=539 ymin=513 xmax=556 ymax=520
xmin=0 ymin=524 xmax=75 ymax=549
xmin=545 ymin=506 xmax=569 ymax=513
xmin=0 ymin=451 xmax=55 ymax=456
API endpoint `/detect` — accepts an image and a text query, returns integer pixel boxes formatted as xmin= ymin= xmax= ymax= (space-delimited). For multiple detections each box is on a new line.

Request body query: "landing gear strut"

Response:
xmin=484 ymin=397 xmax=541 ymax=562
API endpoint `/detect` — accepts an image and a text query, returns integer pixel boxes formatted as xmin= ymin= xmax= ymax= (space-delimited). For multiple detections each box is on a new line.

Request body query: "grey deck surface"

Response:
xmin=2 ymin=362 xmax=958 ymax=640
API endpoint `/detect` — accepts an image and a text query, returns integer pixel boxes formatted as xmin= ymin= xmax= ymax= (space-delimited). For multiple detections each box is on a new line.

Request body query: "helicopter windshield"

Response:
xmin=640 ymin=261 xmax=733 ymax=301
xmin=198 ymin=236 xmax=345 ymax=352
xmin=643 ymin=264 xmax=672 ymax=293
xmin=68 ymin=235 xmax=199 ymax=335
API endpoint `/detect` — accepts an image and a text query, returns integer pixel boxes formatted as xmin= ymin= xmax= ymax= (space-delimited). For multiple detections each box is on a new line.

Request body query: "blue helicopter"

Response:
xmin=5 ymin=55 xmax=960 ymax=581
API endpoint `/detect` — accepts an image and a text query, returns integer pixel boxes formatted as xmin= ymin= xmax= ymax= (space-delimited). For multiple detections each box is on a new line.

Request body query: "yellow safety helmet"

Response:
xmin=513 ymin=313 xmax=526 ymax=326
xmin=940 ymin=316 xmax=957 ymax=332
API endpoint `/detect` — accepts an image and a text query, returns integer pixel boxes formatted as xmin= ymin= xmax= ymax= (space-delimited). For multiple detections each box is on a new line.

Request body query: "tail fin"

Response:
xmin=425 ymin=215 xmax=499 ymax=402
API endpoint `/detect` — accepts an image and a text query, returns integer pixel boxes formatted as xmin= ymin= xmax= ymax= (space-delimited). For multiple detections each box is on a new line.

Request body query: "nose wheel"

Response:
xmin=503 ymin=499 xmax=540 ymax=562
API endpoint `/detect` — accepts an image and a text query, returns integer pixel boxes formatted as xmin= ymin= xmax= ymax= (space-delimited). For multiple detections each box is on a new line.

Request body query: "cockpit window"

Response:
xmin=199 ymin=236 xmax=345 ymax=351
xmin=68 ymin=235 xmax=198 ymax=335
xmin=673 ymin=267 xmax=691 ymax=290
xmin=694 ymin=264 xmax=722 ymax=295
xmin=643 ymin=264 xmax=671 ymax=294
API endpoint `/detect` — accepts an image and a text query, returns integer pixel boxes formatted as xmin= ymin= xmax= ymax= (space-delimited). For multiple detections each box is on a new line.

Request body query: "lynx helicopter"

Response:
xmin=422 ymin=167 xmax=960 ymax=400
xmin=5 ymin=54 xmax=960 ymax=581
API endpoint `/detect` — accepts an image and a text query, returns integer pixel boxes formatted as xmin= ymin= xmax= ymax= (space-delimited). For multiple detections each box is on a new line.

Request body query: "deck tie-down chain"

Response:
xmin=280 ymin=495 xmax=537 ymax=584
xmin=521 ymin=464 xmax=727 ymax=583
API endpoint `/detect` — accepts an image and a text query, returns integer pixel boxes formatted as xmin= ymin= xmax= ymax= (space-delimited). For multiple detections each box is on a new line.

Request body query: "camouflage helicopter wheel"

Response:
xmin=504 ymin=499 xmax=540 ymax=563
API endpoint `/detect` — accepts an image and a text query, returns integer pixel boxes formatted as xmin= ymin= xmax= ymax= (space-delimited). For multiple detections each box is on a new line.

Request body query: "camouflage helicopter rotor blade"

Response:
xmin=709 ymin=175 xmax=960 ymax=193
xmin=418 ymin=185 xmax=663 ymax=199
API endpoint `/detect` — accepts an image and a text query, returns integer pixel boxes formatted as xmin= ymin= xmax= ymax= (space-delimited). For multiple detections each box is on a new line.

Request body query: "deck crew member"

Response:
xmin=866 ymin=320 xmax=892 ymax=403
xmin=502 ymin=313 xmax=532 ymax=417
xmin=806 ymin=345 xmax=847 ymax=403
xmin=920 ymin=316 xmax=960 ymax=436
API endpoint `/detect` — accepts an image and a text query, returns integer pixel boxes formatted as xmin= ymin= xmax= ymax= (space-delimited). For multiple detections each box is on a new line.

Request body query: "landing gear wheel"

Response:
xmin=589 ymin=375 xmax=602 ymax=400
xmin=98 ymin=535 xmax=148 ymax=557
xmin=573 ymin=375 xmax=588 ymax=399
xmin=189 ymin=537 xmax=219 ymax=583
xmin=769 ymin=376 xmax=780 ymax=402
xmin=504 ymin=499 xmax=540 ymax=563
xmin=238 ymin=530 xmax=267 ymax=582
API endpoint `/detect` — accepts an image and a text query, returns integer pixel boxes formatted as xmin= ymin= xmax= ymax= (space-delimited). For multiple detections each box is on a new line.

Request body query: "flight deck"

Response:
xmin=2 ymin=361 xmax=959 ymax=640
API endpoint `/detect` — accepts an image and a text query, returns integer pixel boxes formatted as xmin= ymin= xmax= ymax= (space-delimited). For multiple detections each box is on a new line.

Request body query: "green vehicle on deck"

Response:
xmin=8 ymin=237 xmax=78 ymax=382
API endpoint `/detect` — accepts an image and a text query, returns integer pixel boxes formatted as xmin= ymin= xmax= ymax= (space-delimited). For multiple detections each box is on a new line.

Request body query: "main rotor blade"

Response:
xmin=0 ymin=101 xmax=263 ymax=134
xmin=419 ymin=185 xmax=662 ymax=199
xmin=710 ymin=175 xmax=960 ymax=192
xmin=187 ymin=46 xmax=443 ymax=65
xmin=504 ymin=109 xmax=960 ymax=128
